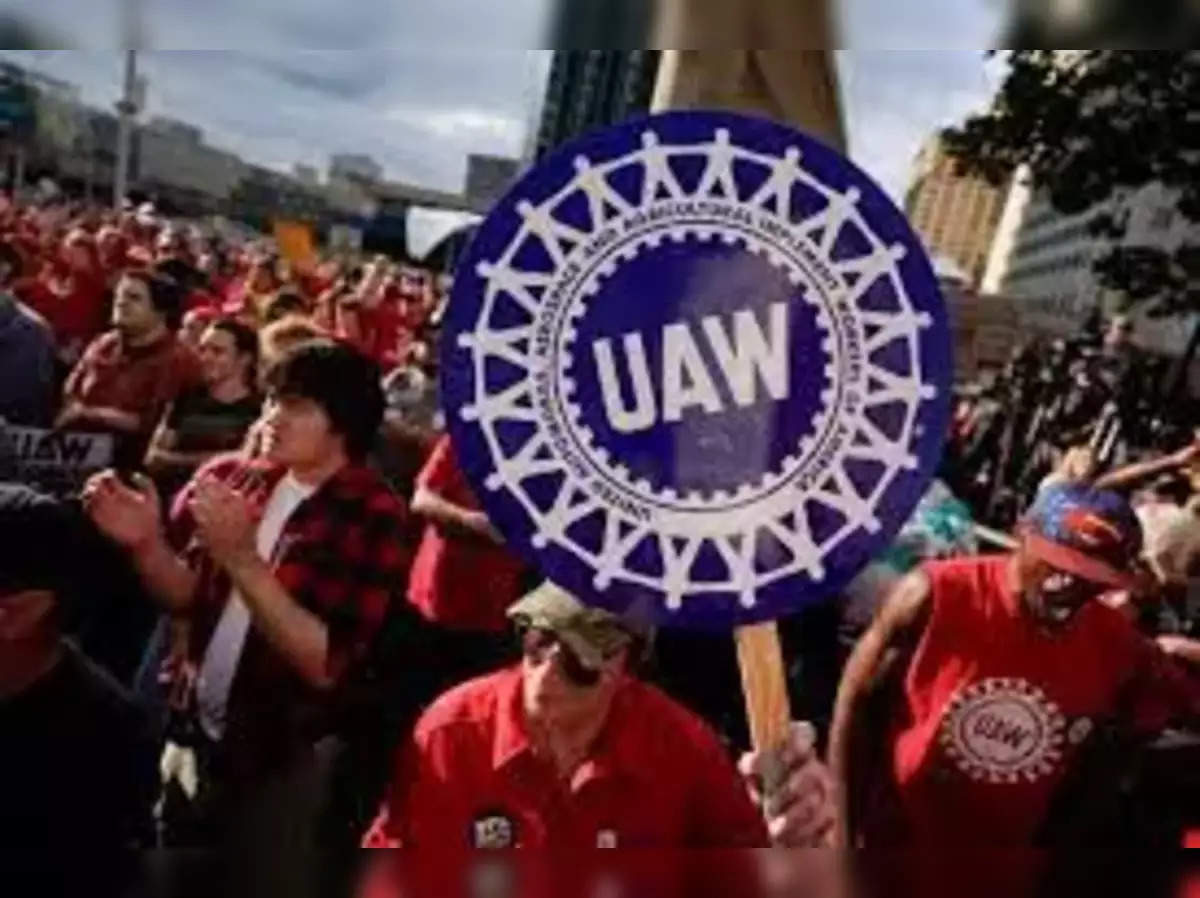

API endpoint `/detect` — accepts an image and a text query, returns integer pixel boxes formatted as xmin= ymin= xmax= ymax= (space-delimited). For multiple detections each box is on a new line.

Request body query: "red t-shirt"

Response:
xmin=351 ymin=293 xmax=415 ymax=372
xmin=64 ymin=330 xmax=203 ymax=435
xmin=866 ymin=556 xmax=1200 ymax=894
xmin=15 ymin=266 xmax=107 ymax=349
xmin=407 ymin=436 xmax=525 ymax=632
xmin=361 ymin=667 xmax=765 ymax=898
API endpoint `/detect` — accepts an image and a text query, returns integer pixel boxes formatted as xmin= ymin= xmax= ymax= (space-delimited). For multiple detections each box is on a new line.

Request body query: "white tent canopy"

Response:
xmin=405 ymin=206 xmax=482 ymax=262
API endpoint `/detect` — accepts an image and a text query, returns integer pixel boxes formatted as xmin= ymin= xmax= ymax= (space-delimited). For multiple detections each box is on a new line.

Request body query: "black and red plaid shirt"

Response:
xmin=168 ymin=453 xmax=421 ymax=779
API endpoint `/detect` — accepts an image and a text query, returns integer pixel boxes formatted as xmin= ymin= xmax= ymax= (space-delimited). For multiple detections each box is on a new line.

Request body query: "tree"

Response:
xmin=942 ymin=51 xmax=1200 ymax=398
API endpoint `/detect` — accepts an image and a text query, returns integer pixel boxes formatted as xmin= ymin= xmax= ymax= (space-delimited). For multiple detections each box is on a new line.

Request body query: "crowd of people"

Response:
xmin=1 ymin=189 xmax=1200 ymax=898
xmin=943 ymin=313 xmax=1198 ymax=529
xmin=0 ymin=195 xmax=833 ymax=898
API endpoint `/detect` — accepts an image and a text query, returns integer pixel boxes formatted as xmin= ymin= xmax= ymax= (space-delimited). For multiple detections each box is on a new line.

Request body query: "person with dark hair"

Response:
xmin=59 ymin=269 xmax=202 ymax=468
xmin=83 ymin=340 xmax=424 ymax=877
xmin=0 ymin=483 xmax=157 ymax=894
xmin=830 ymin=483 xmax=1200 ymax=896
xmin=0 ymin=239 xmax=56 ymax=426
xmin=263 ymin=288 xmax=310 ymax=324
xmin=260 ymin=339 xmax=385 ymax=458
xmin=179 ymin=305 xmax=219 ymax=350
xmin=145 ymin=317 xmax=261 ymax=499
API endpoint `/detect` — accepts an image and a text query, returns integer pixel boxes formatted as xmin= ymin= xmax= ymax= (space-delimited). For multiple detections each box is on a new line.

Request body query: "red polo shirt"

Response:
xmin=407 ymin=436 xmax=525 ymax=632
xmin=363 ymin=666 xmax=765 ymax=897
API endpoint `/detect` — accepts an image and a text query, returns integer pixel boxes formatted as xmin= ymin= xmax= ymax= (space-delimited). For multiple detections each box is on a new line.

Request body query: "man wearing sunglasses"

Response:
xmin=362 ymin=581 xmax=837 ymax=896
xmin=830 ymin=483 xmax=1200 ymax=896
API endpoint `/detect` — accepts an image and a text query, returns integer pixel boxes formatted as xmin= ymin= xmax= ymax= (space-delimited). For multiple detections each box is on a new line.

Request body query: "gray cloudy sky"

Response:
xmin=0 ymin=0 xmax=1006 ymax=200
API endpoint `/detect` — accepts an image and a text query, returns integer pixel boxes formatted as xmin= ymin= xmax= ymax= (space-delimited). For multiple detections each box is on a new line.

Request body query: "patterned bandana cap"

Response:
xmin=1023 ymin=483 xmax=1143 ymax=588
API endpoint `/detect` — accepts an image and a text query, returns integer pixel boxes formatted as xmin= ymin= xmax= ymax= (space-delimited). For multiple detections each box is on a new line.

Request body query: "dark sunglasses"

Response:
xmin=518 ymin=625 xmax=602 ymax=688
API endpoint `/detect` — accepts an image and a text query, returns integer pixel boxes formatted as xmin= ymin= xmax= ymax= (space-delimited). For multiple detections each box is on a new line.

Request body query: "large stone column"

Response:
xmin=650 ymin=0 xmax=845 ymax=150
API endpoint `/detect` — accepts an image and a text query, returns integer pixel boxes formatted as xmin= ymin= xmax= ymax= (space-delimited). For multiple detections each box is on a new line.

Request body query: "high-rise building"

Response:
xmin=982 ymin=173 xmax=1198 ymax=357
xmin=533 ymin=51 xmax=661 ymax=159
xmin=464 ymin=153 xmax=520 ymax=213
xmin=903 ymin=135 xmax=1009 ymax=287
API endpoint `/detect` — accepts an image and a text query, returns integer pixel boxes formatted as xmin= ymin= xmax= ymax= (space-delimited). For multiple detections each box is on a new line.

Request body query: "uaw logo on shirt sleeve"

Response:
xmin=442 ymin=111 xmax=952 ymax=628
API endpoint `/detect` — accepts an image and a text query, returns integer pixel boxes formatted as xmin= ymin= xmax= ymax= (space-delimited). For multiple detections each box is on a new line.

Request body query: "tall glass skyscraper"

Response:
xmin=533 ymin=51 xmax=661 ymax=160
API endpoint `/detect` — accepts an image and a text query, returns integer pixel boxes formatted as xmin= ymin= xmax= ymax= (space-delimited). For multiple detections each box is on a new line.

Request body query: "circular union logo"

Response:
xmin=938 ymin=678 xmax=1067 ymax=784
xmin=442 ymin=111 xmax=952 ymax=627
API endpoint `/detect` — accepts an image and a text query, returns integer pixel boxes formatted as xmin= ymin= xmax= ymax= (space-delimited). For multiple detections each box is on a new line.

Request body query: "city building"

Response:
xmin=137 ymin=116 xmax=246 ymax=213
xmin=982 ymin=172 xmax=1198 ymax=359
xmin=329 ymin=152 xmax=383 ymax=184
xmin=51 ymin=106 xmax=119 ymax=201
xmin=533 ymin=50 xmax=661 ymax=159
xmin=293 ymin=163 xmax=319 ymax=186
xmin=934 ymin=255 xmax=1020 ymax=380
xmin=229 ymin=164 xmax=328 ymax=231
xmin=324 ymin=172 xmax=377 ymax=218
xmin=464 ymin=153 xmax=520 ymax=213
xmin=904 ymin=135 xmax=1009 ymax=288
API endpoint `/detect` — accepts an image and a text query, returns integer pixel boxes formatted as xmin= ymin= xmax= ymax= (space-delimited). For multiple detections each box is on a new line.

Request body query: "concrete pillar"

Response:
xmin=650 ymin=0 xmax=845 ymax=151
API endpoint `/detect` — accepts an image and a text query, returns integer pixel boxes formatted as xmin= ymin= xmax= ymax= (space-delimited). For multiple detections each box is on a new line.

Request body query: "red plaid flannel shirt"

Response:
xmin=168 ymin=453 xmax=420 ymax=778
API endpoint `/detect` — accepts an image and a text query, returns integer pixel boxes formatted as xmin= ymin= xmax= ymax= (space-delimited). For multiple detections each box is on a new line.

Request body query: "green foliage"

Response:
xmin=943 ymin=51 xmax=1199 ymax=318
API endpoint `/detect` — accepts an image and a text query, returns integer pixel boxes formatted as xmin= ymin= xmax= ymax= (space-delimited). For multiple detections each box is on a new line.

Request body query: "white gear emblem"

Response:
xmin=938 ymin=678 xmax=1067 ymax=784
xmin=455 ymin=126 xmax=937 ymax=613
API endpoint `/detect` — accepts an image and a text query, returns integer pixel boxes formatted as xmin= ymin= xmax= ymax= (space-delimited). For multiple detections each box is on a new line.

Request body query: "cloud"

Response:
xmin=0 ymin=44 xmax=544 ymax=192
xmin=0 ymin=1 xmax=1008 ymax=205
xmin=839 ymin=0 xmax=1006 ymax=47
xmin=383 ymin=108 xmax=524 ymax=146
xmin=838 ymin=50 xmax=1003 ymax=202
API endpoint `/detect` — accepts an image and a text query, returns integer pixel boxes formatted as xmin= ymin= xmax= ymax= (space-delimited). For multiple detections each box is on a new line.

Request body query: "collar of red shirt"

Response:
xmin=490 ymin=666 xmax=651 ymax=791
xmin=103 ymin=329 xmax=174 ymax=362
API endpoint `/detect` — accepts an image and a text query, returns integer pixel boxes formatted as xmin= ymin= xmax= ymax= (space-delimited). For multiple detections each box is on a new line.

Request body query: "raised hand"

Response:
xmin=188 ymin=474 xmax=257 ymax=569
xmin=82 ymin=470 xmax=163 ymax=552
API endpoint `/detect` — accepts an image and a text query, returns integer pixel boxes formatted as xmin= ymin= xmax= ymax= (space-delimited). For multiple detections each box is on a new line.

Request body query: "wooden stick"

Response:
xmin=735 ymin=620 xmax=792 ymax=788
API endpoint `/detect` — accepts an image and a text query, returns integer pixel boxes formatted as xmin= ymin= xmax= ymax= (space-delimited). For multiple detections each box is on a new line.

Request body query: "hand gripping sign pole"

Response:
xmin=441 ymin=95 xmax=951 ymax=806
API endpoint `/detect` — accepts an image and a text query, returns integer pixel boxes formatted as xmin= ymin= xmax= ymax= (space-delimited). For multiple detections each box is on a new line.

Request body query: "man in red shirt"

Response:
xmin=59 ymin=269 xmax=201 ymax=468
xmin=15 ymin=227 xmax=107 ymax=363
xmin=363 ymin=581 xmax=838 ymax=897
xmin=408 ymin=434 xmax=528 ymax=685
xmin=830 ymin=483 xmax=1200 ymax=896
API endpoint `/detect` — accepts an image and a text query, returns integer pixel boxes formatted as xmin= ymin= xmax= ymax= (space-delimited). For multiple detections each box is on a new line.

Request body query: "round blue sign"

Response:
xmin=442 ymin=111 xmax=952 ymax=629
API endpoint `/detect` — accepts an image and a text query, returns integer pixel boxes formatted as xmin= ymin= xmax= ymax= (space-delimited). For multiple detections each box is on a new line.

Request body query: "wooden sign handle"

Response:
xmin=735 ymin=621 xmax=792 ymax=791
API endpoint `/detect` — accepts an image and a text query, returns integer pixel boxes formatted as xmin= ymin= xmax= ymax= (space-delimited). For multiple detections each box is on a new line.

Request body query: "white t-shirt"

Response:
xmin=196 ymin=472 xmax=317 ymax=741
xmin=1138 ymin=500 xmax=1200 ymax=584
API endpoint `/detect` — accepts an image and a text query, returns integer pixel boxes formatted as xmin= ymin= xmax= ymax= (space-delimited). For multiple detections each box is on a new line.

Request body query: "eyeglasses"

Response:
xmin=518 ymin=625 xmax=602 ymax=688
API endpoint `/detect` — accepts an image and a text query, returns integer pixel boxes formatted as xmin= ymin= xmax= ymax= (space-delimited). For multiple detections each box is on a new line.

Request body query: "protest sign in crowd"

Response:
xmin=0 ymin=178 xmax=1198 ymax=898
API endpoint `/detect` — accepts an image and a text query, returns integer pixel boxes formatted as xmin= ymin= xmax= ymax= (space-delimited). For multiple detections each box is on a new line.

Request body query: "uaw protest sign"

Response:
xmin=2 ymin=425 xmax=114 ymax=498
xmin=440 ymin=111 xmax=953 ymax=631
